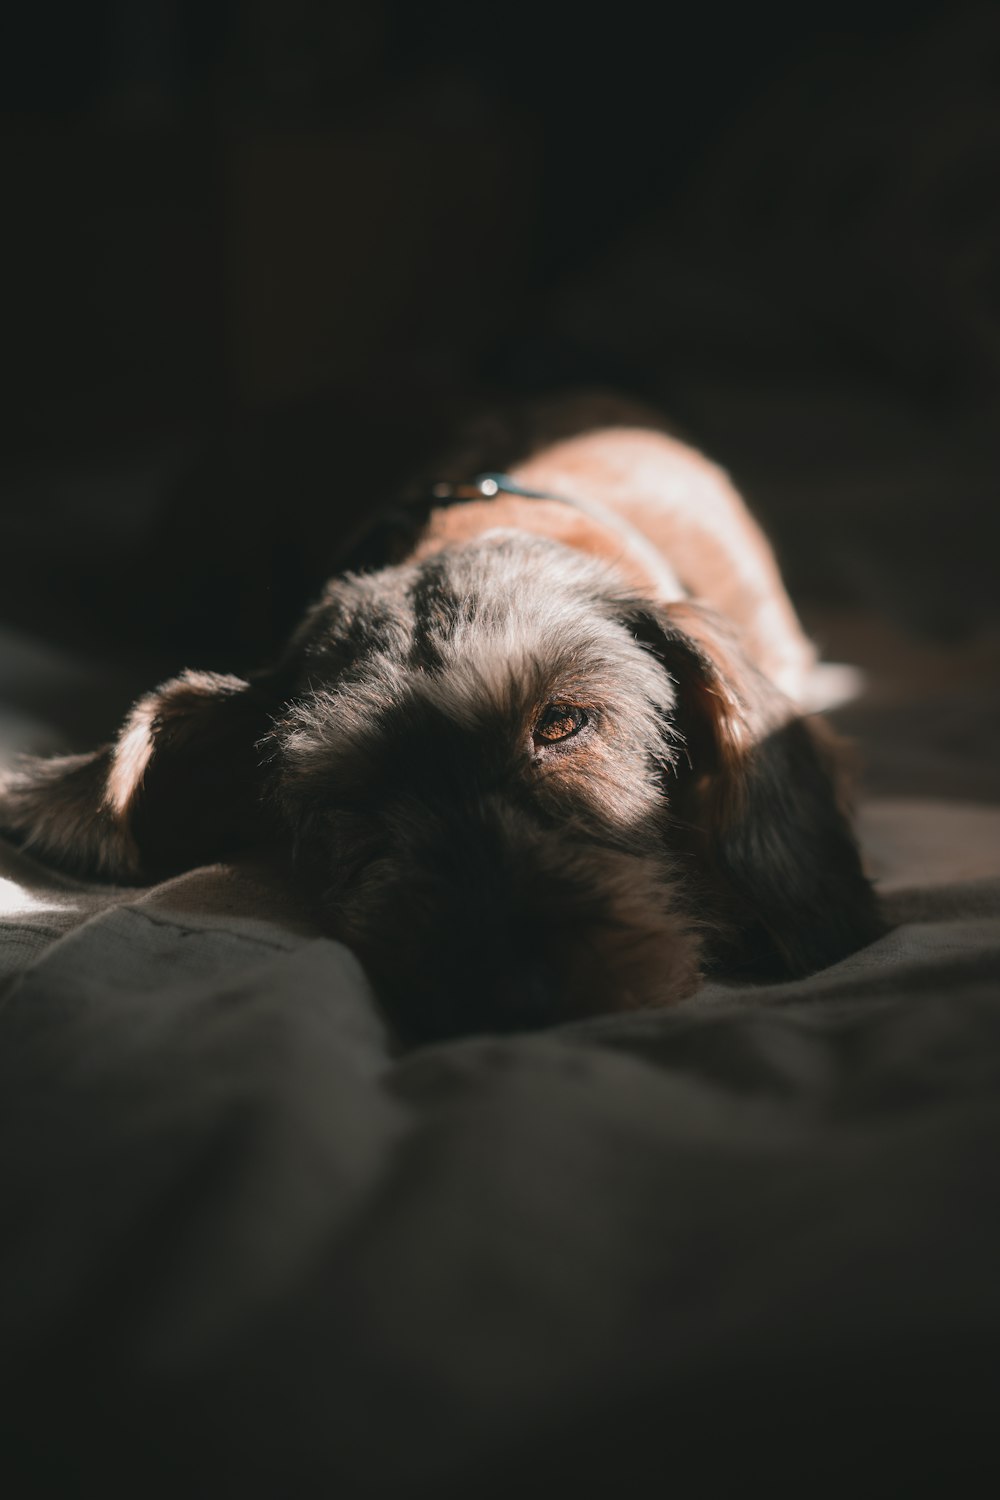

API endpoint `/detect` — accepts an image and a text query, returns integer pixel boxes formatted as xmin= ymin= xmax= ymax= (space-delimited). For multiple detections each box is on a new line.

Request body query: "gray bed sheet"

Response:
xmin=1 ymin=616 xmax=999 ymax=1498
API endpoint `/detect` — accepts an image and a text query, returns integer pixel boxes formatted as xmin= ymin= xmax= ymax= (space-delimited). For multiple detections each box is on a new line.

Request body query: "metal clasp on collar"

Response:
xmin=429 ymin=472 xmax=558 ymax=504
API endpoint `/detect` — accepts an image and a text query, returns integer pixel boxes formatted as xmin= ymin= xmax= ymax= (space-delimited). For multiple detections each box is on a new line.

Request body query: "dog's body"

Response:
xmin=0 ymin=408 xmax=882 ymax=1040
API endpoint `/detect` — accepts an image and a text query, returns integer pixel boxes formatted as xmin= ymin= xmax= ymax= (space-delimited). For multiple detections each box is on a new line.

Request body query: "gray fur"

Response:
xmin=0 ymin=532 xmax=882 ymax=1041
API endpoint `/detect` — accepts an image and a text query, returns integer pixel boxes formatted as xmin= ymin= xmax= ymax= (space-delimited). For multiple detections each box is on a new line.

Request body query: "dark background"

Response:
xmin=2 ymin=1 xmax=998 ymax=715
xmin=2 ymin=15 xmax=1000 ymax=1495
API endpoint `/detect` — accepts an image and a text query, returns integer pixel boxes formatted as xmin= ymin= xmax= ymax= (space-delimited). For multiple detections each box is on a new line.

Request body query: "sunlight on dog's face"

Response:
xmin=1 ymin=533 xmax=881 ymax=1041
xmin=271 ymin=535 xmax=699 ymax=1039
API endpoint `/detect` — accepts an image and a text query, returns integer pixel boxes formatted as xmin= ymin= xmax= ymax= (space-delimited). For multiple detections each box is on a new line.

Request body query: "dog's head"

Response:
xmin=0 ymin=534 xmax=880 ymax=1041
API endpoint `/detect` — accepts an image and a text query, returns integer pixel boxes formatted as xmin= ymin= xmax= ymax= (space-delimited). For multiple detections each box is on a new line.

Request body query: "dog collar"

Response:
xmin=336 ymin=468 xmax=683 ymax=602
xmin=427 ymin=471 xmax=684 ymax=601
xmin=332 ymin=473 xmax=563 ymax=573
xmin=428 ymin=473 xmax=561 ymax=504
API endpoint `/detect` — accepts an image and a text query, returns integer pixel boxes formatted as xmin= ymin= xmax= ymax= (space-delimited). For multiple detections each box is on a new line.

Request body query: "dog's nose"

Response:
xmin=486 ymin=964 xmax=571 ymax=1031
xmin=495 ymin=970 xmax=545 ymax=1016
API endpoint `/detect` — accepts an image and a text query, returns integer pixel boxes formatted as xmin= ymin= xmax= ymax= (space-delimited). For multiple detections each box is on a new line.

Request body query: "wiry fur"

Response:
xmin=0 ymin=418 xmax=883 ymax=1041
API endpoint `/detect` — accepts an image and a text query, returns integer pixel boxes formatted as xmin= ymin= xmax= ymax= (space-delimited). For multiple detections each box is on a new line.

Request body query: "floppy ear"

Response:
xmin=625 ymin=601 xmax=883 ymax=978
xmin=0 ymin=671 xmax=278 ymax=881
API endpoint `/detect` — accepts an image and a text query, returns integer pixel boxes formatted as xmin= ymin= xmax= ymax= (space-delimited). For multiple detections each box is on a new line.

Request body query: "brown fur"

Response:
xmin=0 ymin=409 xmax=883 ymax=1041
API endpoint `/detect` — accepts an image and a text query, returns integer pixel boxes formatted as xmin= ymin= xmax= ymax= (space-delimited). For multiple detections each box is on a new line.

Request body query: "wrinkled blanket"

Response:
xmin=2 ymin=608 xmax=999 ymax=1497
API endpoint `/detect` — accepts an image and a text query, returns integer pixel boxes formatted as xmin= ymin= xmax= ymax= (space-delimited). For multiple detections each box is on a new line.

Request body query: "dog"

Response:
xmin=0 ymin=400 xmax=882 ymax=1041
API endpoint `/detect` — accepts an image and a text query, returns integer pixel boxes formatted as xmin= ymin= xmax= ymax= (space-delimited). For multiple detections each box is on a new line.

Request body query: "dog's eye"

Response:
xmin=534 ymin=704 xmax=587 ymax=745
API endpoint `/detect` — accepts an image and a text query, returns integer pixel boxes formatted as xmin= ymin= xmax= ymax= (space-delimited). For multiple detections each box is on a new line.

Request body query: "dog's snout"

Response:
xmin=371 ymin=943 xmax=587 ymax=1043
xmin=484 ymin=963 xmax=570 ymax=1030
xmin=331 ymin=791 xmax=696 ymax=1042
